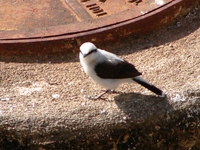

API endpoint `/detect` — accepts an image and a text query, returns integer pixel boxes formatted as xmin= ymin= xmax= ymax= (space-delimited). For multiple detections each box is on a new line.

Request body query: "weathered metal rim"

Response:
xmin=0 ymin=0 xmax=199 ymax=44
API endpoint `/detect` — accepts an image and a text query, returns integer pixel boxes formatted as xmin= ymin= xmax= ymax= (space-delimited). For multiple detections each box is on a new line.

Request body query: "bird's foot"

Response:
xmin=87 ymin=90 xmax=110 ymax=100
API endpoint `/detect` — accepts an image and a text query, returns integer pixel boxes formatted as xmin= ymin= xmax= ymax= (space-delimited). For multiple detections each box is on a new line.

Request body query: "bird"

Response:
xmin=79 ymin=42 xmax=165 ymax=99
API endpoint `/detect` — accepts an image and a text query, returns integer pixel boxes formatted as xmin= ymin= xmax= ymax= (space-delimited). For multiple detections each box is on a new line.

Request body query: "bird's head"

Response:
xmin=79 ymin=42 xmax=98 ymax=61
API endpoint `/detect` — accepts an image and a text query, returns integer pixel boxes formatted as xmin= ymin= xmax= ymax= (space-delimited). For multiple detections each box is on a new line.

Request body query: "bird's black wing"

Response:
xmin=95 ymin=59 xmax=142 ymax=79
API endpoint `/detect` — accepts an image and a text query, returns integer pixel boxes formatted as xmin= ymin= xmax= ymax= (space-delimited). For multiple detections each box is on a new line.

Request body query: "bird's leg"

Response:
xmin=89 ymin=90 xmax=110 ymax=100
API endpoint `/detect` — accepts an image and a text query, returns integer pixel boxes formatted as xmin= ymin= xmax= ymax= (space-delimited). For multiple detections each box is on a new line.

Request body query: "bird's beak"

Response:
xmin=80 ymin=50 xmax=83 ymax=55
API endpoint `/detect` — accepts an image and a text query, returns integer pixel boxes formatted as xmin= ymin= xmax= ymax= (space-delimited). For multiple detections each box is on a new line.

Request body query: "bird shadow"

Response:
xmin=114 ymin=92 xmax=174 ymax=120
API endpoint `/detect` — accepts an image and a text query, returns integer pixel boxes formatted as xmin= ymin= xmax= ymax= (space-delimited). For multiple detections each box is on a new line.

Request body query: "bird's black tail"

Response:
xmin=133 ymin=76 xmax=165 ymax=97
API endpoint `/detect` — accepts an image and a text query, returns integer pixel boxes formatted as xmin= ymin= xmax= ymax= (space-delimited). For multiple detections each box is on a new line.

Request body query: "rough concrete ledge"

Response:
xmin=0 ymin=91 xmax=199 ymax=149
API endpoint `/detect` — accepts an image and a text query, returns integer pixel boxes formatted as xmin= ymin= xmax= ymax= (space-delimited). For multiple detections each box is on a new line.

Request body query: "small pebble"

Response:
xmin=80 ymin=89 xmax=84 ymax=93
xmin=100 ymin=109 xmax=107 ymax=114
xmin=52 ymin=94 xmax=60 ymax=99
xmin=1 ymin=97 xmax=11 ymax=101
xmin=123 ymin=116 xmax=127 ymax=120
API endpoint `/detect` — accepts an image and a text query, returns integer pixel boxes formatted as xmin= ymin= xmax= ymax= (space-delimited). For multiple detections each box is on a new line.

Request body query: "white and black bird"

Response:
xmin=79 ymin=42 xmax=165 ymax=99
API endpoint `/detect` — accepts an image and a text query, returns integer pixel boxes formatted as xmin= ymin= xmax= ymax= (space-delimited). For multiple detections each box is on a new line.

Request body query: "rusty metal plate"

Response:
xmin=0 ymin=0 xmax=199 ymax=44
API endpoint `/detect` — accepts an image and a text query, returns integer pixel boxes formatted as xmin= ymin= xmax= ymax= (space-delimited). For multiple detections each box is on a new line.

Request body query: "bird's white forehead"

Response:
xmin=80 ymin=42 xmax=97 ymax=54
